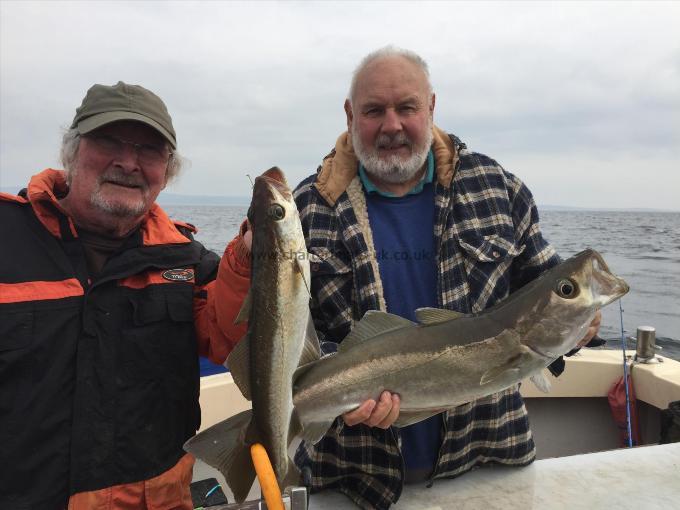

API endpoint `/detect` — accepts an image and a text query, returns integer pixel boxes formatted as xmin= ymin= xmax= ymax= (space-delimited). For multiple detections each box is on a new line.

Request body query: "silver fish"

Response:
xmin=184 ymin=167 xmax=319 ymax=502
xmin=292 ymin=249 xmax=630 ymax=444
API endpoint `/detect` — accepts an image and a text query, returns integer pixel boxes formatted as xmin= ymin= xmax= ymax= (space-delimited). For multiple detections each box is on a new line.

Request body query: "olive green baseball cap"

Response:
xmin=71 ymin=81 xmax=177 ymax=149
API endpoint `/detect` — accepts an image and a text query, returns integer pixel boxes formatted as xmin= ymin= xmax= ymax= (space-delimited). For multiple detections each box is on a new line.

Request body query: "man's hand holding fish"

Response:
xmin=188 ymin=47 xmax=628 ymax=510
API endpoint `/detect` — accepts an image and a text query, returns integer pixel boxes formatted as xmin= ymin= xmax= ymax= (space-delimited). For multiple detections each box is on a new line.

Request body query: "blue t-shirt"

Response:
xmin=360 ymin=152 xmax=443 ymax=481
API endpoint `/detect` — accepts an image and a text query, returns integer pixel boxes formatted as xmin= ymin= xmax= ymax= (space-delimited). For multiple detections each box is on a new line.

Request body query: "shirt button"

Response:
xmin=492 ymin=250 xmax=501 ymax=259
xmin=311 ymin=263 xmax=320 ymax=272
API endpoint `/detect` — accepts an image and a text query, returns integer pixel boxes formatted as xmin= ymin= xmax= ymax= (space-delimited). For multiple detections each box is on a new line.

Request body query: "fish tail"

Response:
xmin=183 ymin=409 xmax=257 ymax=503
xmin=225 ymin=438 xmax=257 ymax=503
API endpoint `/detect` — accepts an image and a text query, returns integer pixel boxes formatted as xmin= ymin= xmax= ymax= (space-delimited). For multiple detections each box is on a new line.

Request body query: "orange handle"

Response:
xmin=250 ymin=443 xmax=284 ymax=510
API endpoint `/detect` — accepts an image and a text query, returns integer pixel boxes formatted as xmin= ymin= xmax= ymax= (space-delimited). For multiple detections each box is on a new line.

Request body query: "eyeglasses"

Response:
xmin=84 ymin=134 xmax=173 ymax=166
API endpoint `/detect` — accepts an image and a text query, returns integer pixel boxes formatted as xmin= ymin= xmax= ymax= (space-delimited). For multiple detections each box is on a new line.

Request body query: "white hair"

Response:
xmin=59 ymin=127 xmax=185 ymax=185
xmin=348 ymin=45 xmax=433 ymax=104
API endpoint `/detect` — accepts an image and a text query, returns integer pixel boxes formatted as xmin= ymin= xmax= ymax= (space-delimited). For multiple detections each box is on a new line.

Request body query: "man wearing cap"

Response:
xmin=0 ymin=82 xmax=249 ymax=509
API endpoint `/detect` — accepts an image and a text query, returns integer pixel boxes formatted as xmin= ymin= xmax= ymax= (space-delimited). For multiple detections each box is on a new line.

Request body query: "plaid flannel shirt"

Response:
xmin=292 ymin=127 xmax=560 ymax=510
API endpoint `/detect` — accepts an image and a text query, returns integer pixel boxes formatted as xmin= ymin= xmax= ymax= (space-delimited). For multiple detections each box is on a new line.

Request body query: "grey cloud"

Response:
xmin=1 ymin=1 xmax=679 ymax=209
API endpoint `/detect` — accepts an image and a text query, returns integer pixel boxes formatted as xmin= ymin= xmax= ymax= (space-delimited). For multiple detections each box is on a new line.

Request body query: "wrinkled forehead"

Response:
xmin=353 ymin=56 xmax=431 ymax=104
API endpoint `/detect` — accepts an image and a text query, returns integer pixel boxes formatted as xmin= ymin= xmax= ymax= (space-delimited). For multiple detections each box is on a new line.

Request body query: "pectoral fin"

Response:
xmin=530 ymin=371 xmax=552 ymax=393
xmin=480 ymin=349 xmax=534 ymax=386
xmin=480 ymin=365 xmax=521 ymax=386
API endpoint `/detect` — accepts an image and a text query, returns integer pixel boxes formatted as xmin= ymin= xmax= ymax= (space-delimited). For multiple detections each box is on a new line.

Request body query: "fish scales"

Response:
xmin=184 ymin=167 xmax=317 ymax=503
xmin=246 ymin=171 xmax=310 ymax=482
xmin=292 ymin=249 xmax=629 ymax=440
xmin=187 ymin=238 xmax=629 ymax=501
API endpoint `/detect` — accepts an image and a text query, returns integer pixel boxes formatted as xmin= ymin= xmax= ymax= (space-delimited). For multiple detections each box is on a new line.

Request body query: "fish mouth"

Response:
xmin=256 ymin=167 xmax=292 ymax=201
xmin=249 ymin=167 xmax=294 ymax=225
xmin=589 ymin=250 xmax=629 ymax=306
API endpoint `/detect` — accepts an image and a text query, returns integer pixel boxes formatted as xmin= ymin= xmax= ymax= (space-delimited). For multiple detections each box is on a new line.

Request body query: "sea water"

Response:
xmin=540 ymin=210 xmax=680 ymax=360
xmin=164 ymin=205 xmax=680 ymax=367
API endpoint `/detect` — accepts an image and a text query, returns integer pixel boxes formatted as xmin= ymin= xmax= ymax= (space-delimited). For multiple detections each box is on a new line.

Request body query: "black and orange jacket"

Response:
xmin=0 ymin=169 xmax=250 ymax=509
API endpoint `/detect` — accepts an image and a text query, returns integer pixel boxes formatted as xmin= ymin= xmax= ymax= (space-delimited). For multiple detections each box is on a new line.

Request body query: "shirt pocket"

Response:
xmin=456 ymin=233 xmax=525 ymax=309
xmin=0 ymin=310 xmax=33 ymax=352
xmin=308 ymin=247 xmax=352 ymax=275
xmin=307 ymin=247 xmax=354 ymax=341
xmin=115 ymin=286 xmax=200 ymax=465
xmin=0 ymin=310 xmax=34 ymax=414
xmin=121 ymin=286 xmax=196 ymax=383
xmin=458 ymin=233 xmax=524 ymax=260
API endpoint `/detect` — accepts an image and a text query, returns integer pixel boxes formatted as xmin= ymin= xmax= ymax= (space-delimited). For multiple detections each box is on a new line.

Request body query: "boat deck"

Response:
xmin=197 ymin=443 xmax=680 ymax=509
xmin=194 ymin=350 xmax=680 ymax=508
xmin=310 ymin=443 xmax=680 ymax=509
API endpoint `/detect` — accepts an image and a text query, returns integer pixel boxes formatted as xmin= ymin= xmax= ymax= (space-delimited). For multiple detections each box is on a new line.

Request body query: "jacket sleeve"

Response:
xmin=194 ymin=221 xmax=251 ymax=364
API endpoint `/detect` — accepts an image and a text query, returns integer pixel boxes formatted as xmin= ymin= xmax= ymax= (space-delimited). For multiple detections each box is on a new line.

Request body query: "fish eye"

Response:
xmin=555 ymin=278 xmax=578 ymax=298
xmin=269 ymin=204 xmax=285 ymax=220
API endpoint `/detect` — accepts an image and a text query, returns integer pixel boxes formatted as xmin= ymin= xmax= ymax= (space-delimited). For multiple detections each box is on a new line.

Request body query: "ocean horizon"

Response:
xmin=162 ymin=205 xmax=679 ymax=365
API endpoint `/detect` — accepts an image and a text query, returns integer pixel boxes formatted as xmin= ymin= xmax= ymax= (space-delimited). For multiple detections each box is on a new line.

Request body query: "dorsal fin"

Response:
xmin=339 ymin=311 xmax=414 ymax=352
xmin=415 ymin=307 xmax=467 ymax=325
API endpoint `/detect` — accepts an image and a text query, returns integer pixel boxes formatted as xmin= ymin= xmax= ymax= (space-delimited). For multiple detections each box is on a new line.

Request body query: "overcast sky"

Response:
xmin=1 ymin=1 xmax=679 ymax=210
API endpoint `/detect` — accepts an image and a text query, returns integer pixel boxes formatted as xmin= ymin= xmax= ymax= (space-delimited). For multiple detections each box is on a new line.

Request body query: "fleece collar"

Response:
xmin=314 ymin=125 xmax=459 ymax=206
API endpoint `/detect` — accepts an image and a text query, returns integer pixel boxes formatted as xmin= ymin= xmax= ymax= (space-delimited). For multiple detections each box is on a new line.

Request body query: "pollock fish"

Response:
xmin=184 ymin=167 xmax=319 ymax=502
xmin=292 ymin=249 xmax=630 ymax=444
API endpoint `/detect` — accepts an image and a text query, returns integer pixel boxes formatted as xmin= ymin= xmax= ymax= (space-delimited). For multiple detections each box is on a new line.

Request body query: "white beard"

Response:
xmin=352 ymin=121 xmax=433 ymax=184
xmin=90 ymin=187 xmax=149 ymax=217
xmin=73 ymin=165 xmax=150 ymax=217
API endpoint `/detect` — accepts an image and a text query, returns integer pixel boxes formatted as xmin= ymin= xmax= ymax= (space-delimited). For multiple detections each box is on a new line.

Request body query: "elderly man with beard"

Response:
xmin=0 ymin=82 xmax=249 ymax=509
xmin=236 ymin=46 xmax=602 ymax=509
xmin=226 ymin=46 xmax=602 ymax=508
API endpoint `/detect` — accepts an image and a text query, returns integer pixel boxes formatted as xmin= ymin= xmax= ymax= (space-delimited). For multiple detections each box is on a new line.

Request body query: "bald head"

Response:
xmin=348 ymin=46 xmax=433 ymax=105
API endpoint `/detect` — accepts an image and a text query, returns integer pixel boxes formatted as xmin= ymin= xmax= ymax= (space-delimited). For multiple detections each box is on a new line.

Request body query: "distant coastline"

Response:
xmin=154 ymin=196 xmax=680 ymax=213
xmin=159 ymin=197 xmax=677 ymax=212
xmin=538 ymin=205 xmax=678 ymax=213
xmin=156 ymin=193 xmax=250 ymax=206
xmin=1 ymin=187 xmax=677 ymax=212
xmin=0 ymin=186 xmax=252 ymax=207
